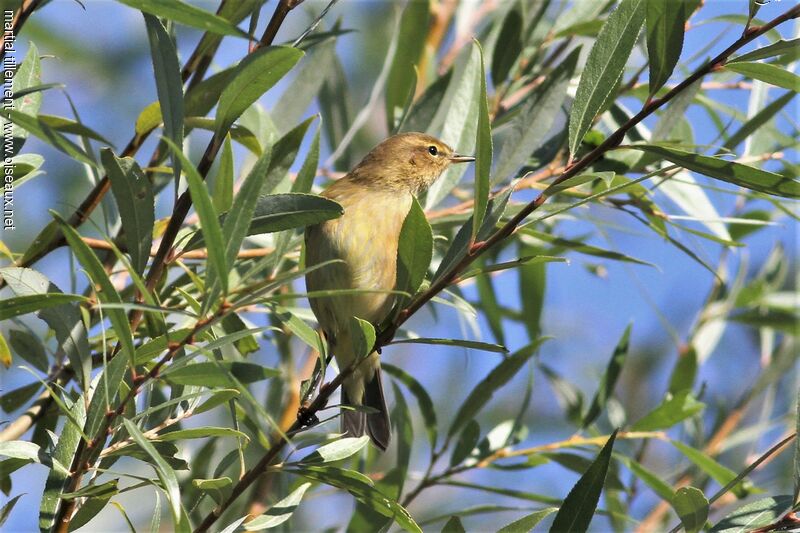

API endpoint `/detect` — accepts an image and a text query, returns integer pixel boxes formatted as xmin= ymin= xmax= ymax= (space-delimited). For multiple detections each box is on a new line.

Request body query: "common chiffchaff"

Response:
xmin=305 ymin=132 xmax=474 ymax=450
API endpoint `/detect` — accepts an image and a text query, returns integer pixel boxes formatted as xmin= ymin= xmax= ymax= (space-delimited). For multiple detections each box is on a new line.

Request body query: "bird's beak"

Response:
xmin=449 ymin=154 xmax=475 ymax=163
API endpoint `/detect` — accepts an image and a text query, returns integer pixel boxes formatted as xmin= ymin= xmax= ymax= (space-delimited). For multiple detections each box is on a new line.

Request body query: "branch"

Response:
xmin=0 ymin=0 xmax=42 ymax=62
xmin=192 ymin=4 xmax=800 ymax=530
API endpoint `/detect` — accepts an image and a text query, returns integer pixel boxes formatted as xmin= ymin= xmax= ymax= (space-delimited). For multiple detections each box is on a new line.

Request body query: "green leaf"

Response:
xmin=349 ymin=317 xmax=376 ymax=361
xmin=154 ymin=427 xmax=249 ymax=442
xmin=8 ymin=329 xmax=49 ymax=372
xmin=292 ymin=123 xmax=321 ymax=193
xmin=495 ymin=47 xmax=580 ymax=180
xmin=671 ymin=441 xmax=752 ymax=498
xmin=3 ymin=109 xmax=97 ymax=167
xmin=730 ymin=38 xmax=800 ymax=63
xmin=724 ymin=61 xmax=800 ymax=92
xmin=645 ymin=0 xmax=689 ymax=94
xmin=583 ymin=324 xmax=631 ymax=427
xmin=297 ymin=436 xmax=371 ymax=464
xmin=425 ymin=42 xmax=482 ymax=208
xmin=630 ymin=390 xmax=705 ymax=431
xmin=101 ymin=149 xmax=154 ymax=276
xmin=161 ymin=361 xmax=280 ymax=387
xmin=615 ymin=454 xmax=675 ymax=502
xmin=0 ymin=293 xmax=86 ymax=320
xmin=569 ymin=0 xmax=646 ymax=156
xmin=472 ymin=40 xmax=492 ymax=240
xmin=672 ymin=486 xmax=708 ymax=533
xmin=213 ymin=134 xmax=235 ymax=212
xmin=383 ymin=363 xmax=438 ymax=450
xmin=40 ymin=395 xmax=86 ymax=531
xmin=117 ymin=0 xmax=247 ymax=37
xmin=186 ymin=193 xmax=343 ymax=250
xmin=52 ymin=214 xmax=137 ymax=365
xmin=385 ymin=0 xmax=431 ymax=129
xmin=193 ymin=389 xmax=240 ymax=415
xmin=122 ymin=419 xmax=182 ymax=527
xmin=491 ymin=7 xmax=523 ymax=86
xmin=260 ymin=116 xmax=316 ymax=195
xmin=287 ymin=466 xmax=421 ymax=532
xmin=162 ymin=138 xmax=228 ymax=294
xmin=395 ymin=196 xmax=433 ymax=307
xmin=518 ymin=244 xmax=547 ymax=340
xmin=498 ymin=508 xmax=558 ymax=533
xmin=0 ymin=494 xmax=22 ymax=528
xmin=630 ymin=145 xmax=800 ymax=199
xmin=244 ymin=483 xmax=312 ymax=530
xmin=723 ymin=91 xmax=795 ymax=151
xmin=709 ymin=495 xmax=793 ymax=532
xmin=441 ymin=516 xmax=466 ymax=533
xmin=143 ymin=13 xmax=184 ymax=186
xmin=193 ymin=477 xmax=232 ymax=491
xmin=10 ymin=42 xmax=42 ymax=146
xmin=37 ymin=114 xmax=115 ymax=146
xmin=667 ymin=346 xmax=698 ymax=395
xmin=524 ymin=229 xmax=655 ymax=266
xmin=448 ymin=339 xmax=546 ymax=438
xmin=215 ymin=46 xmax=303 ymax=137
xmin=0 ymin=440 xmax=40 ymax=460
xmin=549 ymin=430 xmax=618 ymax=533
xmin=450 ymin=419 xmax=480 ymax=467
xmin=389 ymin=338 xmax=507 ymax=353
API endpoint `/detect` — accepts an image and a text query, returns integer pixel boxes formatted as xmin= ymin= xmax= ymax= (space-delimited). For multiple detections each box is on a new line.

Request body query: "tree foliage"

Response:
xmin=0 ymin=0 xmax=798 ymax=531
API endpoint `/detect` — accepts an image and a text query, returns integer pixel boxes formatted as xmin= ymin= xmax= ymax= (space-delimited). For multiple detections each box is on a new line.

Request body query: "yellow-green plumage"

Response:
xmin=304 ymin=132 xmax=474 ymax=450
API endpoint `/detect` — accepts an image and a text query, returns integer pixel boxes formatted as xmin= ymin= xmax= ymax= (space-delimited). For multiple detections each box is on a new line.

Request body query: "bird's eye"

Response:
xmin=428 ymin=145 xmax=438 ymax=156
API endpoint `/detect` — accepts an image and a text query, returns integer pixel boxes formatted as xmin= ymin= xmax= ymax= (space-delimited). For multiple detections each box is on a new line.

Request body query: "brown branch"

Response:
xmin=192 ymin=4 xmax=800 ymax=531
xmin=0 ymin=0 xmax=42 ymax=62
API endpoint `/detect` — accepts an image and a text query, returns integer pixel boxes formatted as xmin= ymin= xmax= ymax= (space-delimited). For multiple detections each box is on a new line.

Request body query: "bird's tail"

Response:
xmin=341 ymin=365 xmax=390 ymax=451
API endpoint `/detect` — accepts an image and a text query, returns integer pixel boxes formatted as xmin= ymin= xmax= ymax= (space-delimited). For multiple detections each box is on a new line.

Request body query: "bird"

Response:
xmin=304 ymin=132 xmax=474 ymax=450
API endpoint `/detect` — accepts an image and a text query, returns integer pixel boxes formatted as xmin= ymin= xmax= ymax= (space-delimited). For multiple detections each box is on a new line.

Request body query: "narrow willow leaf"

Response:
xmin=518 ymin=243 xmax=546 ymax=340
xmin=425 ymin=43 xmax=482 ymax=208
xmin=730 ymin=38 xmax=800 ymax=63
xmin=292 ymin=122 xmax=321 ymax=194
xmin=213 ymin=135 xmax=234 ymax=212
xmin=671 ymin=441 xmax=752 ymax=498
xmin=583 ymin=324 xmax=631 ymax=427
xmin=273 ymin=38 xmax=335 ymax=132
xmin=349 ymin=317 xmax=376 ymax=360
xmin=186 ymin=193 xmax=343 ymax=250
xmin=389 ymin=337 xmax=507 ymax=353
xmin=491 ymin=7 xmax=523 ymax=86
xmin=39 ymin=396 xmax=86 ymax=531
xmin=569 ymin=0 xmax=645 ymax=156
xmin=383 ymin=363 xmax=438 ymax=449
xmin=0 ymin=293 xmax=86 ymax=320
xmin=260 ymin=116 xmax=315 ymax=194
xmin=215 ymin=46 xmax=303 ymax=137
xmin=450 ymin=419 xmax=480 ymax=467
xmin=117 ymin=0 xmax=247 ymax=37
xmin=709 ymin=495 xmax=793 ymax=532
xmin=287 ymin=465 xmax=421 ymax=533
xmin=723 ymin=91 xmax=795 ymax=151
xmin=161 ymin=361 xmax=280 ymax=387
xmin=101 ymin=149 xmax=154 ymax=276
xmin=122 ymin=419 xmax=182 ymax=527
xmin=472 ymin=40 xmax=492 ymax=240
xmin=0 ymin=332 xmax=10 ymax=368
xmin=385 ymin=0 xmax=430 ymax=129
xmin=297 ymin=436 xmax=370 ymax=464
xmin=9 ymin=42 xmax=42 ymax=148
xmin=395 ymin=196 xmax=433 ymax=308
xmin=37 ymin=114 xmax=115 ymax=146
xmin=615 ymin=454 xmax=674 ymax=502
xmin=495 ymin=47 xmax=579 ymax=182
xmin=8 ymin=329 xmax=48 ymax=372
xmin=448 ymin=339 xmax=546 ymax=438
xmin=154 ymin=427 xmax=249 ymax=442
xmin=630 ymin=390 xmax=704 ymax=431
xmin=441 ymin=516 xmax=467 ymax=533
xmin=143 ymin=13 xmax=184 ymax=186
xmin=631 ymin=145 xmax=800 ymax=198
xmin=162 ymin=138 xmax=228 ymax=294
xmin=725 ymin=61 xmax=800 ymax=92
xmin=498 ymin=508 xmax=558 ymax=533
xmin=0 ymin=494 xmax=22 ymax=528
xmin=549 ymin=430 xmax=618 ymax=532
xmin=672 ymin=486 xmax=709 ymax=533
xmin=244 ymin=483 xmax=312 ymax=530
xmin=52 ymin=214 xmax=136 ymax=364
xmin=3 ymin=110 xmax=97 ymax=167
xmin=646 ymin=0 xmax=690 ymax=94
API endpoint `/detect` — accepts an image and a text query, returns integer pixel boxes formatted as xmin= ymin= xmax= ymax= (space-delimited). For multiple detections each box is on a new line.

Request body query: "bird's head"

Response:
xmin=348 ymin=132 xmax=475 ymax=194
